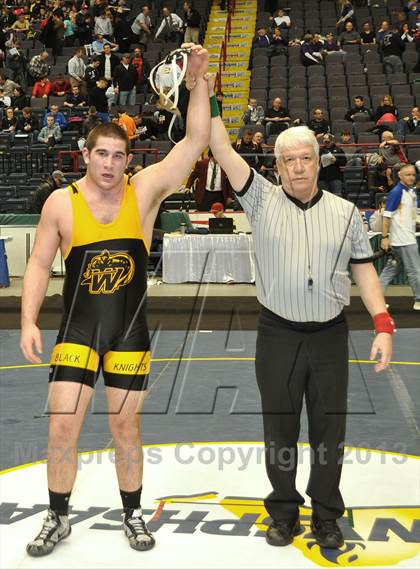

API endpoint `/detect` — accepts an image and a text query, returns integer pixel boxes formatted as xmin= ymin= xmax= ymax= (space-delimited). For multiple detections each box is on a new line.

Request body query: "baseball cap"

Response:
xmin=52 ymin=170 xmax=67 ymax=182
xmin=210 ymin=202 xmax=224 ymax=213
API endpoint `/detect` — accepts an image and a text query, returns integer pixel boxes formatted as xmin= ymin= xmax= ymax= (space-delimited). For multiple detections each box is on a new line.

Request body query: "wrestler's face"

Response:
xmin=83 ymin=136 xmax=132 ymax=191
xmin=277 ymin=144 xmax=319 ymax=198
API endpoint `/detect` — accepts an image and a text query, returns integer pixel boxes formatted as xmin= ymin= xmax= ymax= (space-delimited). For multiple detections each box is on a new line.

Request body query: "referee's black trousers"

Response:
xmin=255 ymin=306 xmax=349 ymax=522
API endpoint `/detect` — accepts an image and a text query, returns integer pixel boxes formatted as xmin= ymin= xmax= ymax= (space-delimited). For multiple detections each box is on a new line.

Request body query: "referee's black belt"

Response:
xmin=259 ymin=305 xmax=345 ymax=333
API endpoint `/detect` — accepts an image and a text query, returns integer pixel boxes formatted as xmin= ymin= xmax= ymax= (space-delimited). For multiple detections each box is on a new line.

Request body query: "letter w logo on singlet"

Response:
xmin=81 ymin=250 xmax=135 ymax=294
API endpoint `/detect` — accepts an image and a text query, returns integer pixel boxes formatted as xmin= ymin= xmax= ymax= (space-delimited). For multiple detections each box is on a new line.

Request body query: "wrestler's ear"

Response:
xmin=82 ymin=146 xmax=90 ymax=165
xmin=126 ymin=153 xmax=133 ymax=166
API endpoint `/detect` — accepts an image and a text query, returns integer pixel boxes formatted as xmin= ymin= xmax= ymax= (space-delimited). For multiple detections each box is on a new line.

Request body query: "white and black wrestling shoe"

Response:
xmin=26 ymin=508 xmax=71 ymax=557
xmin=123 ymin=508 xmax=155 ymax=551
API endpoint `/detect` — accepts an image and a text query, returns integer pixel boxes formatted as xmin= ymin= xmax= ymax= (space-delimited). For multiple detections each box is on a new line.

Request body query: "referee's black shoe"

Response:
xmin=266 ymin=517 xmax=301 ymax=546
xmin=310 ymin=516 xmax=344 ymax=549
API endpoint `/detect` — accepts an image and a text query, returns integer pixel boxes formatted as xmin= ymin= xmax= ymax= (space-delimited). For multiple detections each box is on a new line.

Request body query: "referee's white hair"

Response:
xmin=274 ymin=126 xmax=319 ymax=160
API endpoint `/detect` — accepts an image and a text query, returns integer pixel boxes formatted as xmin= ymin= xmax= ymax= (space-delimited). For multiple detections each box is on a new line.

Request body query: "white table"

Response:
xmin=162 ymin=233 xmax=255 ymax=284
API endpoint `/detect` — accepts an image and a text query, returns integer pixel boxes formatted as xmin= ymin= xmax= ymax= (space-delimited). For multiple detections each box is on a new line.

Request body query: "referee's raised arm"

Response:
xmin=205 ymin=72 xmax=251 ymax=192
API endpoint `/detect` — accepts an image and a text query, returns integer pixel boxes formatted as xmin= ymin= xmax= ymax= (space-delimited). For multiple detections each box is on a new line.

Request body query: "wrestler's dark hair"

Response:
xmin=86 ymin=123 xmax=130 ymax=156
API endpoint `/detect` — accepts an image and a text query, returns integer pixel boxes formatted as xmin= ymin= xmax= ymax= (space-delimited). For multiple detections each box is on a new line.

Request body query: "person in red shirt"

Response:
xmin=131 ymin=47 xmax=150 ymax=99
xmin=32 ymin=77 xmax=52 ymax=98
xmin=51 ymin=74 xmax=71 ymax=96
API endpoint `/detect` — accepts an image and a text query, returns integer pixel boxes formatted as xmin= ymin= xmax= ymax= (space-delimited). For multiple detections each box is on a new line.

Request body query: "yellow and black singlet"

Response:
xmin=49 ymin=176 xmax=151 ymax=390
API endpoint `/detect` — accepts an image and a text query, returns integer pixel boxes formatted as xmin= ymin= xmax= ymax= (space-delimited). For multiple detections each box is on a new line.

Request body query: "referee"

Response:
xmin=205 ymin=75 xmax=394 ymax=549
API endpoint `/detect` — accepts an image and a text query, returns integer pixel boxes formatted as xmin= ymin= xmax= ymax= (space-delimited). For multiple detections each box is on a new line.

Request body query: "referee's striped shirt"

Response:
xmin=237 ymin=169 xmax=373 ymax=323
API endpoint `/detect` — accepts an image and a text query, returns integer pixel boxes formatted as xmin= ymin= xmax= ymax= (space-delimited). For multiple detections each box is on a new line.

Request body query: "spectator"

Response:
xmin=300 ymin=33 xmax=323 ymax=66
xmin=11 ymin=86 xmax=29 ymax=111
xmin=88 ymin=78 xmax=110 ymax=123
xmin=374 ymin=95 xmax=398 ymax=123
xmin=318 ymin=133 xmax=347 ymax=196
xmin=5 ymin=41 xmax=27 ymax=90
xmin=375 ymin=130 xmax=407 ymax=189
xmin=269 ymin=27 xmax=288 ymax=56
xmin=336 ymin=0 xmax=355 ymax=34
xmin=368 ymin=195 xmax=387 ymax=232
xmin=16 ymin=106 xmax=40 ymax=135
xmin=269 ymin=8 xmax=291 ymax=30
xmin=185 ymin=151 xmax=232 ymax=212
xmin=51 ymin=74 xmax=71 ymax=96
xmin=155 ymin=6 xmax=183 ymax=43
xmin=216 ymin=91 xmax=224 ymax=117
xmin=63 ymin=84 xmax=86 ymax=108
xmin=117 ymin=108 xmax=137 ymax=143
xmin=323 ymin=31 xmax=340 ymax=53
xmin=381 ymin=26 xmax=405 ymax=73
xmin=133 ymin=112 xmax=158 ymax=141
xmin=11 ymin=13 xmax=30 ymax=33
xmin=360 ymin=21 xmax=376 ymax=44
xmin=338 ymin=21 xmax=361 ymax=47
xmin=94 ymin=11 xmax=113 ymax=39
xmin=264 ymin=97 xmax=291 ymax=135
xmin=400 ymin=22 xmax=414 ymax=42
xmin=312 ymin=32 xmax=324 ymax=52
xmin=307 ymin=108 xmax=331 ymax=139
xmin=345 ymin=96 xmax=374 ymax=122
xmin=38 ymin=114 xmax=62 ymax=145
xmin=183 ymin=2 xmax=201 ymax=43
xmin=75 ymin=5 xmax=92 ymax=46
xmin=154 ymin=99 xmax=176 ymax=139
xmin=84 ymin=57 xmax=101 ymax=91
xmin=32 ymin=76 xmax=52 ymax=98
xmin=98 ymin=43 xmax=120 ymax=81
xmin=243 ymin=98 xmax=265 ymax=125
xmin=29 ymin=170 xmax=66 ymax=213
xmin=131 ymin=47 xmax=150 ymax=99
xmin=252 ymin=26 xmax=272 ymax=49
xmin=82 ymin=106 xmax=102 ymax=137
xmin=114 ymin=9 xmax=132 ymax=53
xmin=397 ymin=106 xmax=420 ymax=136
xmin=1 ymin=107 xmax=17 ymax=132
xmin=28 ymin=50 xmax=49 ymax=82
xmin=63 ymin=12 xmax=76 ymax=46
xmin=114 ymin=54 xmax=138 ymax=106
xmin=376 ymin=20 xmax=390 ymax=44
xmin=233 ymin=128 xmax=262 ymax=168
xmin=0 ymin=74 xmax=19 ymax=98
xmin=67 ymin=47 xmax=86 ymax=89
xmin=92 ymin=33 xmax=118 ymax=55
xmin=43 ymin=104 xmax=68 ymax=130
xmin=131 ymin=5 xmax=152 ymax=47
xmin=51 ymin=12 xmax=65 ymax=61
xmin=0 ymin=88 xmax=11 ymax=111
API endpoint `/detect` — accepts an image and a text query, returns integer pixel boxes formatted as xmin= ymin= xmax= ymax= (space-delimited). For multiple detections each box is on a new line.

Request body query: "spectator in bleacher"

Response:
xmin=155 ymin=6 xmax=183 ymax=43
xmin=68 ymin=47 xmax=87 ymax=89
xmin=114 ymin=53 xmax=138 ymax=106
xmin=266 ymin=161 xmax=281 ymax=185
xmin=400 ymin=22 xmax=415 ymax=42
xmin=337 ymin=21 xmax=361 ymax=47
xmin=394 ymin=10 xmax=408 ymax=32
xmin=381 ymin=25 xmax=405 ymax=73
xmin=183 ymin=2 xmax=201 ymax=43
xmin=269 ymin=8 xmax=291 ymax=30
xmin=98 ymin=43 xmax=120 ymax=81
xmin=0 ymin=88 xmax=12 ymax=111
xmin=131 ymin=47 xmax=150 ymax=99
xmin=345 ymin=95 xmax=374 ymax=122
xmin=252 ymin=26 xmax=272 ymax=49
xmin=323 ymin=31 xmax=340 ymax=53
xmin=84 ymin=56 xmax=101 ymax=91
xmin=63 ymin=84 xmax=86 ymax=108
xmin=113 ymin=9 xmax=132 ymax=53
xmin=94 ymin=11 xmax=113 ymax=39
xmin=50 ymin=11 xmax=65 ymax=61
xmin=37 ymin=114 xmax=62 ymax=145
xmin=131 ymin=5 xmax=152 ymax=47
xmin=308 ymin=108 xmax=331 ymax=139
xmin=360 ymin=21 xmax=376 ymax=44
xmin=82 ymin=105 xmax=102 ymax=137
xmin=376 ymin=130 xmax=407 ymax=188
xmin=0 ymin=73 xmax=19 ymax=98
xmin=397 ymin=106 xmax=420 ymax=136
xmin=63 ymin=11 xmax=76 ymax=46
xmin=318 ymin=133 xmax=347 ymax=196
xmin=11 ymin=85 xmax=29 ymax=110
xmin=243 ymin=97 xmax=265 ymax=125
xmin=185 ymin=150 xmax=232 ymax=212
xmin=269 ymin=27 xmax=289 ymax=56
xmin=312 ymin=32 xmax=324 ymax=52
xmin=28 ymin=51 xmax=50 ymax=82
xmin=29 ymin=170 xmax=66 ymax=214
xmin=374 ymin=94 xmax=398 ymax=123
xmin=11 ymin=13 xmax=30 ymax=34
xmin=133 ymin=112 xmax=158 ymax=141
xmin=31 ymin=76 xmax=52 ymax=98
xmin=1 ymin=107 xmax=17 ymax=133
xmin=154 ymin=99 xmax=175 ymax=140
xmin=300 ymin=33 xmax=323 ymax=66
xmin=16 ymin=107 xmax=40 ymax=135
xmin=88 ymin=78 xmax=110 ymax=123
xmin=51 ymin=73 xmax=71 ymax=97
xmin=75 ymin=4 xmax=92 ymax=46
xmin=376 ymin=20 xmax=390 ymax=44
xmin=264 ymin=96 xmax=291 ymax=135
xmin=92 ymin=33 xmax=118 ymax=55
xmin=6 ymin=41 xmax=27 ymax=90
xmin=216 ymin=91 xmax=224 ymax=117
xmin=336 ymin=0 xmax=355 ymax=34
xmin=117 ymin=107 xmax=137 ymax=144
xmin=233 ymin=128 xmax=262 ymax=168
xmin=43 ymin=104 xmax=68 ymax=130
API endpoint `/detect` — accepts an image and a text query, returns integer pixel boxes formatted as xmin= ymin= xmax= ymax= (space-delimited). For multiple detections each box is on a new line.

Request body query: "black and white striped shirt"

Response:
xmin=237 ymin=169 xmax=373 ymax=322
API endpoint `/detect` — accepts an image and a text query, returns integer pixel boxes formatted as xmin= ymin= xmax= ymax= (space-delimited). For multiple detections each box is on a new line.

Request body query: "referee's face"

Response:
xmin=277 ymin=145 xmax=319 ymax=200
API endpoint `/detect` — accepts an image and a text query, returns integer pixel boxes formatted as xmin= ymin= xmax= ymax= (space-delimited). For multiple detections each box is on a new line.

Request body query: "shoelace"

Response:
xmin=128 ymin=510 xmax=151 ymax=537
xmin=37 ymin=512 xmax=57 ymax=541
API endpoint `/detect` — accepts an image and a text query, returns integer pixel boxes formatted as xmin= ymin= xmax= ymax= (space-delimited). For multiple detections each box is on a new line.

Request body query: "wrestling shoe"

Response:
xmin=123 ymin=508 xmax=155 ymax=551
xmin=310 ymin=516 xmax=344 ymax=549
xmin=26 ymin=508 xmax=71 ymax=557
xmin=266 ymin=517 xmax=301 ymax=546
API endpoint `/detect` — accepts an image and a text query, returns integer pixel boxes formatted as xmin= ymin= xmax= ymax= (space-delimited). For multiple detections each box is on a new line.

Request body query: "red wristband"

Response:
xmin=373 ymin=312 xmax=396 ymax=334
